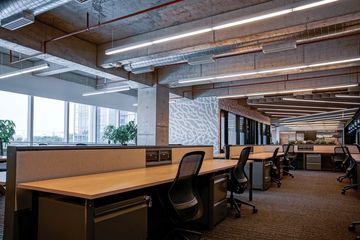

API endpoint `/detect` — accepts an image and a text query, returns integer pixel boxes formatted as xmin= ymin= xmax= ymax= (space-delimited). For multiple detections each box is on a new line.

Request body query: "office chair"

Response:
xmin=349 ymin=221 xmax=360 ymax=239
xmin=283 ymin=143 xmax=297 ymax=170
xmin=164 ymin=151 xmax=205 ymax=239
xmin=270 ymin=148 xmax=281 ymax=187
xmin=341 ymin=147 xmax=358 ymax=195
xmin=227 ymin=146 xmax=258 ymax=218
xmin=282 ymin=144 xmax=294 ymax=178
xmin=333 ymin=147 xmax=347 ymax=173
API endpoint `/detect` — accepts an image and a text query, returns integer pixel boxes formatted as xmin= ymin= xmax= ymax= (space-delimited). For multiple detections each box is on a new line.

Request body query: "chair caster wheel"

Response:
xmin=291 ymin=176 xmax=294 ymax=178
xmin=235 ymin=213 xmax=240 ymax=218
xmin=253 ymin=208 xmax=258 ymax=213
xmin=277 ymin=183 xmax=281 ymax=188
xmin=341 ymin=191 xmax=345 ymax=195
xmin=349 ymin=224 xmax=355 ymax=232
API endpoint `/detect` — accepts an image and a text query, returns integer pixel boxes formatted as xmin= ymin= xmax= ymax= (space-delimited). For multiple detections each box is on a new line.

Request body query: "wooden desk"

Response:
xmin=18 ymin=159 xmax=238 ymax=200
xmin=352 ymin=154 xmax=360 ymax=163
xmin=231 ymin=152 xmax=284 ymax=161
xmin=18 ymin=160 xmax=244 ymax=239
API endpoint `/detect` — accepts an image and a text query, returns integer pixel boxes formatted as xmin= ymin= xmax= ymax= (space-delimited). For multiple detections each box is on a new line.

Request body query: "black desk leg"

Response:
xmin=249 ymin=162 xmax=253 ymax=202
xmin=31 ymin=191 xmax=39 ymax=240
xmin=85 ymin=200 xmax=95 ymax=240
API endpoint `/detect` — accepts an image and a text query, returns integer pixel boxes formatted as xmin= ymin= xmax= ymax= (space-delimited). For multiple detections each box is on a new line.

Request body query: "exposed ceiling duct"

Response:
xmin=120 ymin=44 xmax=240 ymax=72
xmin=0 ymin=0 xmax=72 ymax=30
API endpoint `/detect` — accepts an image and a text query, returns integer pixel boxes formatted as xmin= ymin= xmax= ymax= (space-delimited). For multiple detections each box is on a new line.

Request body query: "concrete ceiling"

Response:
xmin=0 ymin=0 xmax=359 ymax=125
xmin=36 ymin=0 xmax=271 ymax=44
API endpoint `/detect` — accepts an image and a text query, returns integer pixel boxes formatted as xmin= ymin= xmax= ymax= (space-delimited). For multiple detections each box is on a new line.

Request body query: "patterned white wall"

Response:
xmin=169 ymin=97 xmax=219 ymax=153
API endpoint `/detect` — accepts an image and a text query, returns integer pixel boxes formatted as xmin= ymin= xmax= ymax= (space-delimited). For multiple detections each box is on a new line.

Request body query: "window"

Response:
xmin=0 ymin=90 xmax=29 ymax=143
xmin=97 ymin=107 xmax=119 ymax=143
xmin=120 ymin=111 xmax=137 ymax=126
xmin=69 ymin=102 xmax=95 ymax=143
xmin=33 ymin=96 xmax=65 ymax=143
xmin=228 ymin=113 xmax=237 ymax=145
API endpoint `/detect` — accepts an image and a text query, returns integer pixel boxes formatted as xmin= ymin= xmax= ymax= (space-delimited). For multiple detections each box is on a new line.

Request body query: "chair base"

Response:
xmin=283 ymin=170 xmax=294 ymax=178
xmin=342 ymin=183 xmax=359 ymax=195
xmin=165 ymin=228 xmax=202 ymax=240
xmin=348 ymin=221 xmax=360 ymax=240
xmin=228 ymin=193 xmax=258 ymax=218
xmin=271 ymin=177 xmax=281 ymax=187
xmin=337 ymin=175 xmax=349 ymax=182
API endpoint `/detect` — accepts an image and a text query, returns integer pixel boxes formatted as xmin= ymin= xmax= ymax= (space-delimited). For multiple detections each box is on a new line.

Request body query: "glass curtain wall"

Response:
xmin=0 ymin=90 xmax=29 ymax=143
xmin=0 ymin=90 xmax=137 ymax=145
xmin=220 ymin=110 xmax=271 ymax=149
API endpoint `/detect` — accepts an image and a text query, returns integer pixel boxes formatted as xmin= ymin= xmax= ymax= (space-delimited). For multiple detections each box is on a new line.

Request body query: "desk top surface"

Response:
xmin=232 ymin=152 xmax=284 ymax=160
xmin=17 ymin=159 xmax=238 ymax=200
xmin=352 ymin=154 xmax=360 ymax=162
xmin=296 ymin=150 xmax=334 ymax=154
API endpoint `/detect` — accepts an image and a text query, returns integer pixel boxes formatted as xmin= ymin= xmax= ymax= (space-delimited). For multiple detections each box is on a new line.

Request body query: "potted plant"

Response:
xmin=103 ymin=121 xmax=137 ymax=145
xmin=0 ymin=120 xmax=16 ymax=156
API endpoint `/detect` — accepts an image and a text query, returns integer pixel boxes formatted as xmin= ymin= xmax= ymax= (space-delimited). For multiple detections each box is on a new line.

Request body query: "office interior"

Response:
xmin=0 ymin=0 xmax=360 ymax=239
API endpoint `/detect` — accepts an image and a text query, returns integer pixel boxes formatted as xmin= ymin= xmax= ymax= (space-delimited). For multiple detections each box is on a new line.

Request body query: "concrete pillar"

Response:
xmin=137 ymin=84 xmax=169 ymax=145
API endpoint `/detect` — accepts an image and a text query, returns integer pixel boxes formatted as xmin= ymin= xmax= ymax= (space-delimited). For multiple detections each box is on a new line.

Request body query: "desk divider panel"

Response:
xmin=313 ymin=145 xmax=337 ymax=153
xmin=171 ymin=146 xmax=213 ymax=164
xmin=229 ymin=145 xmax=252 ymax=158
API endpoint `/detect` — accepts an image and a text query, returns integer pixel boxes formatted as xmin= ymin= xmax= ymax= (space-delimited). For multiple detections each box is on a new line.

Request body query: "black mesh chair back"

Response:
xmin=229 ymin=146 xmax=251 ymax=194
xmin=168 ymin=151 xmax=205 ymax=222
xmin=282 ymin=144 xmax=289 ymax=153
xmin=343 ymin=146 xmax=357 ymax=176
xmin=288 ymin=144 xmax=295 ymax=154
xmin=334 ymin=147 xmax=347 ymax=162
xmin=283 ymin=144 xmax=290 ymax=156
xmin=272 ymin=147 xmax=280 ymax=165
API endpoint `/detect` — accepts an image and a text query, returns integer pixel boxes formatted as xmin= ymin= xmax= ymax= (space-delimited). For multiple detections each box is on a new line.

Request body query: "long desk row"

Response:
xmin=17 ymin=159 xmax=245 ymax=240
xmin=6 ymin=145 xmax=259 ymax=240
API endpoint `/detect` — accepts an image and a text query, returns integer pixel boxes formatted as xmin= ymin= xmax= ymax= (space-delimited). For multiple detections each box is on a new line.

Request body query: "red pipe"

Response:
xmin=45 ymin=0 xmax=183 ymax=44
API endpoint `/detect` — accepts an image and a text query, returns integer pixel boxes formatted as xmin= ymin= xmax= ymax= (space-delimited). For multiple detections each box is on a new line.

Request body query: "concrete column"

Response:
xmin=137 ymin=84 xmax=169 ymax=145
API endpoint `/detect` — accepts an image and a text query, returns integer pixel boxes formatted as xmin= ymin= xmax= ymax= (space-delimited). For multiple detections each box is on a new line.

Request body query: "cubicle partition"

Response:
xmin=5 ymin=145 xmax=213 ymax=240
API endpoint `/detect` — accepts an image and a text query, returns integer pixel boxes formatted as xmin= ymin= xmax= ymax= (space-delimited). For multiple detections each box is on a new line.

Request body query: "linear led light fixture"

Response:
xmin=281 ymin=113 xmax=355 ymax=122
xmin=82 ymin=86 xmax=130 ymax=96
xmin=0 ymin=63 xmax=50 ymax=79
xmin=105 ymin=0 xmax=339 ymax=55
xmin=217 ymin=83 xmax=358 ymax=99
xmin=257 ymin=108 xmax=325 ymax=113
xmin=282 ymin=98 xmax=360 ymax=105
xmin=265 ymin=112 xmax=308 ymax=115
xmin=180 ymin=58 xmax=360 ymax=85
xmin=335 ymin=94 xmax=360 ymax=99
xmin=247 ymin=103 xmax=345 ymax=110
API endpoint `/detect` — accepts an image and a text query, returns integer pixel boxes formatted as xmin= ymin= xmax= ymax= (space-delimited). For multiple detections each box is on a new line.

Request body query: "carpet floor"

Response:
xmin=203 ymin=170 xmax=360 ymax=240
xmin=0 ymin=171 xmax=358 ymax=240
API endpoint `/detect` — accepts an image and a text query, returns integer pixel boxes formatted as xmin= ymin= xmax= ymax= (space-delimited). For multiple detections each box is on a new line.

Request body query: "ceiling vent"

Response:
xmin=187 ymin=55 xmax=214 ymax=65
xmin=262 ymin=41 xmax=297 ymax=54
xmin=131 ymin=66 xmax=154 ymax=74
xmin=1 ymin=10 xmax=34 ymax=30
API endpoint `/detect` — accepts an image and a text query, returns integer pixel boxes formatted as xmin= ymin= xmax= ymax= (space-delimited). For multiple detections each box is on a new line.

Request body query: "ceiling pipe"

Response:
xmin=44 ymin=0 xmax=183 ymax=45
